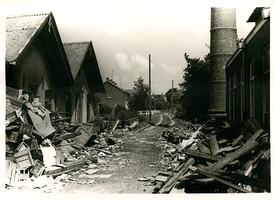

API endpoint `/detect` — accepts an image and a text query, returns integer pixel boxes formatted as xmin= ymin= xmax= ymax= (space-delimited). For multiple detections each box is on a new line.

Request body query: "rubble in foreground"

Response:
xmin=151 ymin=117 xmax=270 ymax=193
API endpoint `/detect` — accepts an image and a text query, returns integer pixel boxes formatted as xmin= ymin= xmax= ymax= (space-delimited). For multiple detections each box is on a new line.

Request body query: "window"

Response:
xmin=262 ymin=45 xmax=270 ymax=74
xmin=27 ymin=85 xmax=37 ymax=102
xmin=45 ymin=90 xmax=52 ymax=110
xmin=250 ymin=58 xmax=255 ymax=117
xmin=240 ymin=67 xmax=244 ymax=120
xmin=233 ymin=72 xmax=237 ymax=122
xmin=228 ymin=76 xmax=232 ymax=121
xmin=108 ymin=94 xmax=111 ymax=99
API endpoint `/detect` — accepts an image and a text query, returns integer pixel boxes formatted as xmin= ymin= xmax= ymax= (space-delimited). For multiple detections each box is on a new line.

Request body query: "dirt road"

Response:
xmin=59 ymin=119 xmax=174 ymax=194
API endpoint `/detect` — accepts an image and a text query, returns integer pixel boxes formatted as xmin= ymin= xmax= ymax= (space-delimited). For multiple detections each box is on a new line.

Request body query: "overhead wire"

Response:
xmin=97 ymin=26 xmax=172 ymax=93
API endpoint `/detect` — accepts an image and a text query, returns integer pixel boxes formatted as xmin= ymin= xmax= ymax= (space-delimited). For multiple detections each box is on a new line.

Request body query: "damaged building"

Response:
xmin=5 ymin=12 xmax=106 ymax=188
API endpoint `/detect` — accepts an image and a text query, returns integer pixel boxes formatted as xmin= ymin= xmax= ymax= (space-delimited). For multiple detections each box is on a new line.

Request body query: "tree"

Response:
xmin=129 ymin=76 xmax=149 ymax=111
xmin=179 ymin=53 xmax=210 ymax=122
xmin=152 ymin=94 xmax=166 ymax=110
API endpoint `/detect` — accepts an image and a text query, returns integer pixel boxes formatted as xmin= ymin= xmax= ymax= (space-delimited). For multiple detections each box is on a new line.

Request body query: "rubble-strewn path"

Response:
xmin=59 ymin=125 xmax=169 ymax=194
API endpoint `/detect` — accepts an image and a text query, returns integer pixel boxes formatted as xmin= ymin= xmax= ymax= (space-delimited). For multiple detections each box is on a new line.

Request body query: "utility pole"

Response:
xmin=171 ymin=80 xmax=174 ymax=114
xmin=149 ymin=54 xmax=152 ymax=121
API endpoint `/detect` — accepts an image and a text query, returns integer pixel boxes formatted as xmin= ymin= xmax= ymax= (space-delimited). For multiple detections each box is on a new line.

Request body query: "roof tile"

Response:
xmin=6 ymin=13 xmax=50 ymax=61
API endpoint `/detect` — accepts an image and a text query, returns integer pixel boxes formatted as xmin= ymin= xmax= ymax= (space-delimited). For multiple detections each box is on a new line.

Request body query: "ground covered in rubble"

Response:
xmin=5 ymin=113 xmax=179 ymax=195
xmin=59 ymin=125 xmax=167 ymax=194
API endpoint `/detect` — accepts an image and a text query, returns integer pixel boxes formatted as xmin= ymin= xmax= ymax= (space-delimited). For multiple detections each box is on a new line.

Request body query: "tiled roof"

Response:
xmin=63 ymin=42 xmax=90 ymax=80
xmin=63 ymin=41 xmax=105 ymax=93
xmin=6 ymin=13 xmax=50 ymax=62
xmin=104 ymin=80 xmax=125 ymax=93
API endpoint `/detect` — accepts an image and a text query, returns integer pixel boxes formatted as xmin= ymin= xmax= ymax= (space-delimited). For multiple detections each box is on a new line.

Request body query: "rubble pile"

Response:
xmin=161 ymin=125 xmax=196 ymax=145
xmin=5 ymin=90 xmax=121 ymax=193
xmin=152 ymin=117 xmax=270 ymax=193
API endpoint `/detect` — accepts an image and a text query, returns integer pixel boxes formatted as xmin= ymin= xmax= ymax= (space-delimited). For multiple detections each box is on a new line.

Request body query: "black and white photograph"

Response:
xmin=1 ymin=0 xmax=273 ymax=199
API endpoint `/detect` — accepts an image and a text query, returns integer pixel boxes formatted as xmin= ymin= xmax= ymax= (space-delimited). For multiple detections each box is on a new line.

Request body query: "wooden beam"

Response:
xmin=209 ymin=138 xmax=258 ymax=170
xmin=189 ymin=166 xmax=252 ymax=193
xmin=231 ymin=135 xmax=243 ymax=146
xmin=209 ymin=135 xmax=219 ymax=155
xmin=198 ymin=166 xmax=270 ymax=190
xmin=158 ymin=157 xmax=195 ymax=194
xmin=183 ymin=149 xmax=222 ymax=162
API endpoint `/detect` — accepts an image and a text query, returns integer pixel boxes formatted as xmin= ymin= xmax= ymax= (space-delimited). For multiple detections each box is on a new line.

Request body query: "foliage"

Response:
xmin=137 ymin=114 xmax=148 ymax=123
xmin=152 ymin=94 xmax=166 ymax=110
xmin=129 ymin=76 xmax=149 ymax=111
xmin=114 ymin=104 xmax=137 ymax=121
xmin=165 ymin=88 xmax=178 ymax=103
xmin=179 ymin=53 xmax=210 ymax=122
xmin=98 ymin=104 xmax=112 ymax=115
xmin=165 ymin=88 xmax=182 ymax=110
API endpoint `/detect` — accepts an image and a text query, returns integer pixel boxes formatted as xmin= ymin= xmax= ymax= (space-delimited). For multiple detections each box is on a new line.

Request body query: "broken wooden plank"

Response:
xmin=183 ymin=149 xmax=222 ymax=162
xmin=43 ymin=159 xmax=86 ymax=177
xmin=50 ymin=117 xmax=71 ymax=123
xmin=158 ymin=157 xmax=195 ymax=194
xmin=209 ymin=135 xmax=219 ymax=155
xmin=197 ymin=140 xmax=213 ymax=166
xmin=198 ymin=140 xmax=210 ymax=154
xmin=231 ymin=135 xmax=243 ymax=146
xmin=54 ymin=131 xmax=81 ymax=142
xmin=153 ymin=181 xmax=164 ymax=193
xmin=216 ymin=146 xmax=241 ymax=154
xmin=209 ymin=138 xmax=258 ymax=170
xmin=111 ymin=119 xmax=120 ymax=133
xmin=172 ymin=162 xmax=185 ymax=172
xmin=198 ymin=166 xmax=270 ymax=190
xmin=189 ymin=166 xmax=252 ymax=193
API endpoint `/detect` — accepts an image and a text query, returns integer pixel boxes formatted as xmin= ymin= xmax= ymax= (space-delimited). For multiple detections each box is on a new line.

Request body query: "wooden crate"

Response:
xmin=19 ymin=123 xmax=33 ymax=136
xmin=30 ymin=139 xmax=39 ymax=151
xmin=5 ymin=160 xmax=19 ymax=186
xmin=73 ymin=124 xmax=94 ymax=145
xmin=18 ymin=168 xmax=30 ymax=181
xmin=15 ymin=142 xmax=29 ymax=152
xmin=30 ymin=160 xmax=45 ymax=177
xmin=14 ymin=148 xmax=34 ymax=168
xmin=7 ymin=132 xmax=22 ymax=144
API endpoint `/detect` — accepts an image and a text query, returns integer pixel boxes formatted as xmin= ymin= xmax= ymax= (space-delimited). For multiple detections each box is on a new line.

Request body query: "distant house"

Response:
xmin=96 ymin=78 xmax=128 ymax=110
xmin=63 ymin=41 xmax=105 ymax=123
xmin=226 ymin=7 xmax=270 ymax=132
xmin=6 ymin=12 xmax=73 ymax=113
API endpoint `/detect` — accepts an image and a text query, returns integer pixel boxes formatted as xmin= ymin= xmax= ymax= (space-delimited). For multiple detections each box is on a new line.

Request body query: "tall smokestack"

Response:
xmin=208 ymin=7 xmax=237 ymax=117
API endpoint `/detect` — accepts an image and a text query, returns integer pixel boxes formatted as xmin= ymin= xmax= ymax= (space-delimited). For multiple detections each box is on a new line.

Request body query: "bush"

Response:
xmin=137 ymin=114 xmax=148 ymax=123
xmin=99 ymin=104 xmax=112 ymax=115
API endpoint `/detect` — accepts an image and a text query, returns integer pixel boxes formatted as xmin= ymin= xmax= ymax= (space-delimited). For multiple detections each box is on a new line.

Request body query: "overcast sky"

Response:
xmin=1 ymin=0 xmax=271 ymax=94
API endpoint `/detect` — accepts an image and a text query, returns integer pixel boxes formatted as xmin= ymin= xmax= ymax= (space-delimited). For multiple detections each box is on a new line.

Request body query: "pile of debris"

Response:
xmin=5 ymin=88 xmax=117 ymax=192
xmin=152 ymin=117 xmax=270 ymax=193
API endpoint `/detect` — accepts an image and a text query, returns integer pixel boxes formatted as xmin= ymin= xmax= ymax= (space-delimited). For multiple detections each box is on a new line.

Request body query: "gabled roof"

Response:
xmin=6 ymin=13 xmax=49 ymax=62
xmin=6 ymin=12 xmax=73 ymax=86
xmin=63 ymin=41 xmax=105 ymax=93
xmin=63 ymin=42 xmax=90 ymax=80
xmin=104 ymin=79 xmax=125 ymax=94
xmin=247 ymin=7 xmax=264 ymax=22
